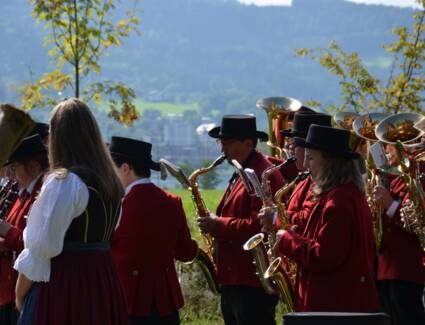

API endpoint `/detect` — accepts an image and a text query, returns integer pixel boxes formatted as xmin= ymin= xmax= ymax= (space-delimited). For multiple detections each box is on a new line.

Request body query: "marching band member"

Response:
xmin=374 ymin=143 xmax=425 ymax=325
xmin=272 ymin=125 xmax=380 ymax=312
xmin=267 ymin=106 xmax=316 ymax=183
xmin=279 ymin=112 xmax=332 ymax=231
xmin=198 ymin=115 xmax=285 ymax=325
xmin=110 ymin=136 xmax=198 ymax=325
xmin=0 ymin=134 xmax=47 ymax=325
xmin=14 ymin=98 xmax=129 ymax=325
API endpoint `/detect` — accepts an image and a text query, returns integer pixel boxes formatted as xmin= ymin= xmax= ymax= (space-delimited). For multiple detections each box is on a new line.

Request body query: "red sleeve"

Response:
xmin=213 ymin=169 xmax=285 ymax=242
xmin=4 ymin=226 xmax=23 ymax=252
xmin=175 ymin=198 xmax=198 ymax=262
xmin=279 ymin=194 xmax=353 ymax=272
xmin=213 ymin=194 xmax=263 ymax=243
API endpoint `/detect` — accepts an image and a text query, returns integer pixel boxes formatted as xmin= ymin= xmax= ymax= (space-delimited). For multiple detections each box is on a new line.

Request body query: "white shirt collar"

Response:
xmin=19 ymin=173 xmax=43 ymax=196
xmin=125 ymin=178 xmax=151 ymax=196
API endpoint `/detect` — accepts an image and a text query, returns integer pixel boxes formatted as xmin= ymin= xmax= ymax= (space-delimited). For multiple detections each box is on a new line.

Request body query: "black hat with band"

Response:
xmin=281 ymin=113 xmax=332 ymax=138
xmin=4 ymin=134 xmax=47 ymax=166
xmin=294 ymin=124 xmax=360 ymax=159
xmin=208 ymin=115 xmax=268 ymax=141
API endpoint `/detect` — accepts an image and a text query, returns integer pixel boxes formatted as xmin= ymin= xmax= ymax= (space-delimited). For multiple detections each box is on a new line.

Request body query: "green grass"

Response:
xmin=169 ymin=188 xmax=223 ymax=244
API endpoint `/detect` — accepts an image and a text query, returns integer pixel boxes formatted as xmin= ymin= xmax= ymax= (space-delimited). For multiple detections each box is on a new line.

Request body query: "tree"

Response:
xmin=296 ymin=0 xmax=424 ymax=114
xmin=20 ymin=0 xmax=140 ymax=125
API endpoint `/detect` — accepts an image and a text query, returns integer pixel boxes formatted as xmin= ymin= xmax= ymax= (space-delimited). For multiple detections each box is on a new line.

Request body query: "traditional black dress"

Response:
xmin=14 ymin=171 xmax=129 ymax=325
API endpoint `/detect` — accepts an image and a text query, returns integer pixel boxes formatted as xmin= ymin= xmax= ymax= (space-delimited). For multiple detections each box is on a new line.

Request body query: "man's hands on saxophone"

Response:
xmin=197 ymin=212 xmax=218 ymax=234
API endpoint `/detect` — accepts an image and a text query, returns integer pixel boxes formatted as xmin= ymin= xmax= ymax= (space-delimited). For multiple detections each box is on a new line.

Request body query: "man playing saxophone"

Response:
xmin=109 ymin=136 xmax=198 ymax=325
xmin=197 ymin=115 xmax=284 ymax=325
xmin=373 ymin=142 xmax=425 ymax=325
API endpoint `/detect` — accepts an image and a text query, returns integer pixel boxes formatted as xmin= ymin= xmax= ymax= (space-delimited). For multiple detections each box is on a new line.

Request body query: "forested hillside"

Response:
xmin=0 ymin=0 xmax=416 ymax=117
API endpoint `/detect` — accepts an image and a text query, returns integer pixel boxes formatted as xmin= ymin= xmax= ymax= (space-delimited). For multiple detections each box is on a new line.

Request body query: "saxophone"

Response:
xmin=261 ymin=171 xmax=310 ymax=314
xmin=159 ymin=156 xmax=225 ymax=294
xmin=399 ymin=149 xmax=425 ymax=250
xmin=242 ymin=158 xmax=296 ymax=302
xmin=188 ymin=155 xmax=226 ymax=260
xmin=370 ymin=168 xmax=390 ymax=250
xmin=271 ymin=171 xmax=310 ymax=284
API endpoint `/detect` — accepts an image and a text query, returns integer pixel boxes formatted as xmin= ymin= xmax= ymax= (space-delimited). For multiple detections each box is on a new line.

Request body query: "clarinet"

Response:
xmin=0 ymin=180 xmax=19 ymax=220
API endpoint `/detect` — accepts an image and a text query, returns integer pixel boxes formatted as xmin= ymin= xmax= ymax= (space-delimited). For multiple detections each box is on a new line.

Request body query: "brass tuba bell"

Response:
xmin=256 ymin=97 xmax=302 ymax=158
xmin=333 ymin=111 xmax=363 ymax=151
xmin=353 ymin=113 xmax=388 ymax=142
xmin=375 ymin=112 xmax=424 ymax=145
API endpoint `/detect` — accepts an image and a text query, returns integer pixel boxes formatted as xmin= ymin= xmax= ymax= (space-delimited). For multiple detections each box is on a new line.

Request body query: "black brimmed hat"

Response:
xmin=109 ymin=136 xmax=160 ymax=171
xmin=294 ymin=124 xmax=360 ymax=159
xmin=208 ymin=115 xmax=268 ymax=140
xmin=4 ymin=134 xmax=47 ymax=166
xmin=281 ymin=113 xmax=332 ymax=138
xmin=29 ymin=122 xmax=49 ymax=139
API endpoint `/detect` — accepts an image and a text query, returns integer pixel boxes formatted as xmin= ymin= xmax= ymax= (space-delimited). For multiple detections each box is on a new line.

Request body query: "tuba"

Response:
xmin=376 ymin=113 xmax=425 ymax=250
xmin=353 ymin=113 xmax=388 ymax=250
xmin=334 ymin=111 xmax=364 ymax=152
xmin=0 ymin=104 xmax=35 ymax=166
xmin=159 ymin=157 xmax=226 ymax=294
xmin=256 ymin=97 xmax=302 ymax=159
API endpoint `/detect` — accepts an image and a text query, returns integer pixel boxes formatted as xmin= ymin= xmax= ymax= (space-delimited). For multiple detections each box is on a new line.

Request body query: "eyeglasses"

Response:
xmin=216 ymin=139 xmax=239 ymax=146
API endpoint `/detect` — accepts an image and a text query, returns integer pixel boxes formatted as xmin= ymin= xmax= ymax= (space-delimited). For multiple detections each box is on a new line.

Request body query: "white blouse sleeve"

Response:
xmin=14 ymin=172 xmax=89 ymax=282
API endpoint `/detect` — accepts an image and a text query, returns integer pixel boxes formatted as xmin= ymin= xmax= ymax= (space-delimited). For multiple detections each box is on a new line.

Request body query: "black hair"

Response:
xmin=112 ymin=155 xmax=151 ymax=178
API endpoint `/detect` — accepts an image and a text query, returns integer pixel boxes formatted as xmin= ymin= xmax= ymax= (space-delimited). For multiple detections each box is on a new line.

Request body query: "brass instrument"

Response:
xmin=242 ymin=158 xmax=296 ymax=310
xmin=376 ymin=113 xmax=425 ymax=250
xmin=353 ymin=113 xmax=388 ymax=250
xmin=334 ymin=111 xmax=362 ymax=151
xmin=159 ymin=157 xmax=225 ymax=294
xmin=260 ymin=172 xmax=310 ymax=314
xmin=0 ymin=104 xmax=35 ymax=166
xmin=256 ymin=97 xmax=302 ymax=158
xmin=188 ymin=155 xmax=226 ymax=256
xmin=273 ymin=171 xmax=310 ymax=285
xmin=376 ymin=112 xmax=424 ymax=145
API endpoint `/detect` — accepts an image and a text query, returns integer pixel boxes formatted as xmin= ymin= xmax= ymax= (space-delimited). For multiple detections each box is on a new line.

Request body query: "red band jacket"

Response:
xmin=377 ymin=174 xmax=425 ymax=284
xmin=285 ymin=176 xmax=317 ymax=233
xmin=0 ymin=176 xmax=43 ymax=306
xmin=210 ymin=151 xmax=285 ymax=287
xmin=111 ymin=183 xmax=198 ymax=317
xmin=279 ymin=182 xmax=380 ymax=312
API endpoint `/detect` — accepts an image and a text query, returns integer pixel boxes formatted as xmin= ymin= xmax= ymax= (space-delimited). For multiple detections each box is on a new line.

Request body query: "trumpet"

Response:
xmin=256 ymin=97 xmax=302 ymax=159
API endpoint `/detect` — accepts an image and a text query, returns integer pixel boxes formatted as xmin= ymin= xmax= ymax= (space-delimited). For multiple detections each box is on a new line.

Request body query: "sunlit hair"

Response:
xmin=313 ymin=151 xmax=365 ymax=198
xmin=49 ymin=98 xmax=124 ymax=203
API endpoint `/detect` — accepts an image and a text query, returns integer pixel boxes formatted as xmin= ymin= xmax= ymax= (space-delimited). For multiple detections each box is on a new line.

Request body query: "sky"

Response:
xmin=237 ymin=0 xmax=422 ymax=8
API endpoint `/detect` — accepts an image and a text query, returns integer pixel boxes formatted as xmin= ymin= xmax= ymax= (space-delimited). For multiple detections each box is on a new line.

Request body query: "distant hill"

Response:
xmin=0 ymin=0 xmax=417 ymax=115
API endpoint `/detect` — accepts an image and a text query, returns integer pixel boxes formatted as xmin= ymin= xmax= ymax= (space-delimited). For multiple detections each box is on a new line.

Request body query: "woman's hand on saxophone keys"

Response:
xmin=373 ymin=185 xmax=393 ymax=210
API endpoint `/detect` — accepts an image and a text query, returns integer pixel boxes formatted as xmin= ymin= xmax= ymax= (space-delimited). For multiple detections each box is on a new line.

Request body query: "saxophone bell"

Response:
xmin=264 ymin=257 xmax=294 ymax=314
